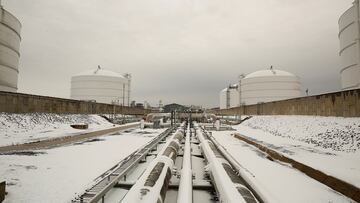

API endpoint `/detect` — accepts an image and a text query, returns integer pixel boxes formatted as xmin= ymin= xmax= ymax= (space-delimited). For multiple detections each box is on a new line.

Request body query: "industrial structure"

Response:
xmin=241 ymin=69 xmax=302 ymax=105
xmin=73 ymin=122 xmax=261 ymax=203
xmin=71 ymin=66 xmax=131 ymax=105
xmin=219 ymin=84 xmax=239 ymax=109
xmin=0 ymin=5 xmax=21 ymax=92
xmin=219 ymin=68 xmax=302 ymax=109
xmin=339 ymin=0 xmax=360 ymax=90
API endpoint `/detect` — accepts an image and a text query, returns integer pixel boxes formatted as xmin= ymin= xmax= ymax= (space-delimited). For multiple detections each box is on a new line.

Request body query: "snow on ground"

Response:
xmin=0 ymin=113 xmax=129 ymax=147
xmin=0 ymin=128 xmax=165 ymax=203
xmin=212 ymin=132 xmax=354 ymax=203
xmin=241 ymin=115 xmax=360 ymax=152
xmin=233 ymin=115 xmax=360 ymax=188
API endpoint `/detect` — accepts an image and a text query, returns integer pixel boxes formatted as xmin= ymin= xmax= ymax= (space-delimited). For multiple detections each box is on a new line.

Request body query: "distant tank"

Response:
xmin=241 ymin=69 xmax=302 ymax=105
xmin=219 ymin=84 xmax=239 ymax=109
xmin=71 ymin=66 xmax=131 ymax=105
xmin=0 ymin=5 xmax=21 ymax=92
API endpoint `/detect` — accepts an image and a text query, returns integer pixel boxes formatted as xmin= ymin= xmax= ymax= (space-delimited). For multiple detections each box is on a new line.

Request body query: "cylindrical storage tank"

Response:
xmin=0 ymin=6 xmax=21 ymax=92
xmin=219 ymin=88 xmax=227 ymax=109
xmin=338 ymin=2 xmax=360 ymax=90
xmin=228 ymin=85 xmax=239 ymax=108
xmin=219 ymin=84 xmax=239 ymax=109
xmin=71 ymin=67 xmax=131 ymax=105
xmin=240 ymin=69 xmax=301 ymax=105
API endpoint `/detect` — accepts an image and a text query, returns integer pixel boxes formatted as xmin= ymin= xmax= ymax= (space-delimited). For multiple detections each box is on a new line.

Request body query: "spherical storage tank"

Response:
xmin=338 ymin=1 xmax=360 ymax=90
xmin=240 ymin=69 xmax=301 ymax=105
xmin=0 ymin=6 xmax=21 ymax=92
xmin=71 ymin=66 xmax=131 ymax=105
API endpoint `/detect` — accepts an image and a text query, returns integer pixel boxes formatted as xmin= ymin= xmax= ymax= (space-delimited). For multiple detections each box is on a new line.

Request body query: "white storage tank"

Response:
xmin=240 ymin=69 xmax=301 ymax=105
xmin=219 ymin=88 xmax=227 ymax=109
xmin=219 ymin=84 xmax=239 ymax=109
xmin=0 ymin=5 xmax=21 ymax=92
xmin=71 ymin=66 xmax=131 ymax=105
xmin=338 ymin=1 xmax=360 ymax=90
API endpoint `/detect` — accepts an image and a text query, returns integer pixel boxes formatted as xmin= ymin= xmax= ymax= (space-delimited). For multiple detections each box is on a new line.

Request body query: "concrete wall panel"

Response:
xmin=211 ymin=89 xmax=360 ymax=117
xmin=0 ymin=91 xmax=153 ymax=115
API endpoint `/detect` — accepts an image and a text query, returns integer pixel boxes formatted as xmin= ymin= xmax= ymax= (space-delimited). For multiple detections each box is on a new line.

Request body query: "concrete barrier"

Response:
xmin=210 ymin=89 xmax=360 ymax=117
xmin=0 ymin=91 xmax=155 ymax=115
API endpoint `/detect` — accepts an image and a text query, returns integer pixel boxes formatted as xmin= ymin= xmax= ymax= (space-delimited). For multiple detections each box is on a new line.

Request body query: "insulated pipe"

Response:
xmin=207 ymin=132 xmax=270 ymax=202
xmin=196 ymin=124 xmax=258 ymax=203
xmin=121 ymin=128 xmax=184 ymax=203
xmin=177 ymin=123 xmax=193 ymax=203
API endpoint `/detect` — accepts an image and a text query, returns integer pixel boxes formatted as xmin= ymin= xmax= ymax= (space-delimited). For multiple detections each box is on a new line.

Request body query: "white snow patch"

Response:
xmin=0 ymin=128 xmax=165 ymax=203
xmin=241 ymin=115 xmax=360 ymax=152
xmin=0 ymin=113 xmax=121 ymax=146
xmin=230 ymin=115 xmax=360 ymax=188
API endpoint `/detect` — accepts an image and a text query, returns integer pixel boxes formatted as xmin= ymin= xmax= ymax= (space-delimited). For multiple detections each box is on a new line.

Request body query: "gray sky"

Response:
xmin=3 ymin=0 xmax=353 ymax=107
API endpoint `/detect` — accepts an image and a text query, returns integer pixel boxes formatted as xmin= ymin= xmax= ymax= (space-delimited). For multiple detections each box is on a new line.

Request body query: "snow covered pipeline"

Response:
xmin=121 ymin=128 xmax=185 ymax=203
xmin=196 ymin=124 xmax=259 ymax=203
xmin=177 ymin=124 xmax=193 ymax=203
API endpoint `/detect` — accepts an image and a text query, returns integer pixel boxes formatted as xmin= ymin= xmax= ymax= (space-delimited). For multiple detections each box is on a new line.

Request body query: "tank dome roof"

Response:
xmin=221 ymin=88 xmax=228 ymax=92
xmin=74 ymin=67 xmax=125 ymax=78
xmin=244 ymin=69 xmax=296 ymax=79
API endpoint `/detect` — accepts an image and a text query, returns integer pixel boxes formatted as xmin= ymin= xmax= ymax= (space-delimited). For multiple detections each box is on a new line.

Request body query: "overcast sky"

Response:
xmin=3 ymin=0 xmax=353 ymax=107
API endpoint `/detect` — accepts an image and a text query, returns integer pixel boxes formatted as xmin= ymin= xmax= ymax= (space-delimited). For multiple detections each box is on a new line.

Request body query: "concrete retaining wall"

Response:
xmin=210 ymin=89 xmax=360 ymax=117
xmin=0 ymin=91 xmax=153 ymax=115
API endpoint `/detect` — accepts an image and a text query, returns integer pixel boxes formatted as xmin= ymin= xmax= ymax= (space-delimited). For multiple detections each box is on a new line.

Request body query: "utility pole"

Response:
xmin=113 ymin=102 xmax=115 ymax=121
xmin=122 ymin=84 xmax=125 ymax=106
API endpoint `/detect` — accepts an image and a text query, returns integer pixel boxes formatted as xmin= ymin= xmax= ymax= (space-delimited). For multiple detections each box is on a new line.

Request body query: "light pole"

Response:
xmin=111 ymin=97 xmax=123 ymax=121
xmin=238 ymin=74 xmax=245 ymax=121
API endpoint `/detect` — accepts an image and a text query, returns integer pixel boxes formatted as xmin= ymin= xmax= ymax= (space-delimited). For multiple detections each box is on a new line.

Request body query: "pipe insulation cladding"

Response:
xmin=196 ymin=124 xmax=258 ymax=203
xmin=177 ymin=124 xmax=193 ymax=203
xmin=0 ymin=6 xmax=21 ymax=92
xmin=121 ymin=128 xmax=184 ymax=203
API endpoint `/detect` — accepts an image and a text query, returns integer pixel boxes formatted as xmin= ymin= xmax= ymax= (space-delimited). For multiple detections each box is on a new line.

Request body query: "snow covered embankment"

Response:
xmin=241 ymin=116 xmax=360 ymax=152
xmin=0 ymin=113 xmax=115 ymax=147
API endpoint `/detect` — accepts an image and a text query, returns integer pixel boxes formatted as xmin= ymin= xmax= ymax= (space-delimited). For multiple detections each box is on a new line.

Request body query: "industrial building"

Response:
xmin=339 ymin=0 xmax=360 ymax=90
xmin=219 ymin=68 xmax=302 ymax=108
xmin=0 ymin=5 xmax=21 ymax=92
xmin=71 ymin=66 xmax=131 ymax=105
